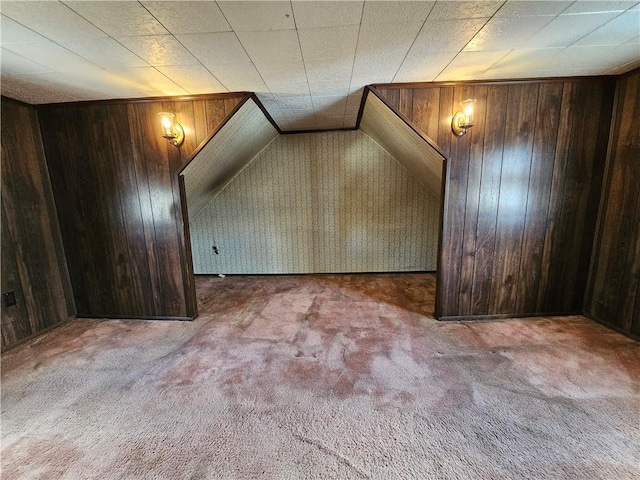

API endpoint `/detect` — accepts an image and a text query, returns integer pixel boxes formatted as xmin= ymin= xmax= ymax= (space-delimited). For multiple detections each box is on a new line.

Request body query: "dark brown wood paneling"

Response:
xmin=1 ymin=98 xmax=74 ymax=349
xmin=38 ymin=94 xmax=243 ymax=319
xmin=381 ymin=78 xmax=615 ymax=319
xmin=586 ymin=70 xmax=640 ymax=337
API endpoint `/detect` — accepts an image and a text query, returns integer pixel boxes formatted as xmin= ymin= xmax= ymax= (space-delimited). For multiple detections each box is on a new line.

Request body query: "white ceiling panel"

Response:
xmin=561 ymin=1 xmax=637 ymax=14
xmin=218 ymin=1 xmax=295 ymax=32
xmin=237 ymin=30 xmax=303 ymax=64
xmin=0 ymin=49 xmax=53 ymax=76
xmin=207 ymin=62 xmax=267 ymax=92
xmin=412 ymin=17 xmax=490 ymax=55
xmin=276 ymin=95 xmax=314 ymax=110
xmin=574 ymin=9 xmax=640 ymax=46
xmin=141 ymin=1 xmax=231 ymax=34
xmin=428 ymin=1 xmax=503 ymax=20
xmin=118 ymin=35 xmax=200 ymax=67
xmin=1 ymin=1 xmax=107 ymax=41
xmin=436 ymin=50 xmax=511 ymax=81
xmin=63 ymin=1 xmax=169 ymax=37
xmin=258 ymin=61 xmax=308 ymax=86
xmin=355 ymin=21 xmax=422 ymax=58
xmin=361 ymin=1 xmax=435 ymax=25
xmin=109 ymin=67 xmax=187 ymax=96
xmin=524 ymin=12 xmax=620 ymax=49
xmin=1 ymin=15 xmax=50 ymax=44
xmin=1 ymin=1 xmax=638 ymax=131
xmin=3 ymin=39 xmax=103 ymax=73
xmin=292 ymin=1 xmax=363 ymax=29
xmin=176 ymin=32 xmax=251 ymax=65
xmin=59 ymin=37 xmax=148 ymax=69
xmin=298 ymin=25 xmax=359 ymax=63
xmin=495 ymin=1 xmax=574 ymax=17
xmin=156 ymin=65 xmax=227 ymax=94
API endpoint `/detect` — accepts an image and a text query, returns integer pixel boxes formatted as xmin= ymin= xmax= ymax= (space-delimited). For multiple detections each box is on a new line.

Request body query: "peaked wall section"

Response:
xmin=190 ymin=131 xmax=440 ymax=274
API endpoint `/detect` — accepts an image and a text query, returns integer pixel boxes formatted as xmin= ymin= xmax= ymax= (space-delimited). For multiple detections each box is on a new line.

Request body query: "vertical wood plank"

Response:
xmin=489 ymin=84 xmax=538 ymax=313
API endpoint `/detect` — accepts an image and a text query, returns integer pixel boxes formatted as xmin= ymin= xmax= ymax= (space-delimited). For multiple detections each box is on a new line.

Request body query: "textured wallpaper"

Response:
xmin=190 ymin=130 xmax=440 ymax=274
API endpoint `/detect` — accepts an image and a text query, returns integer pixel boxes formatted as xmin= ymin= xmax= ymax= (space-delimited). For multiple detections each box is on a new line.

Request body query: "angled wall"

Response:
xmin=378 ymin=78 xmax=615 ymax=319
xmin=190 ymin=130 xmax=441 ymax=274
xmin=1 ymin=98 xmax=74 ymax=349
xmin=586 ymin=69 xmax=640 ymax=337
xmin=38 ymin=94 xmax=245 ymax=319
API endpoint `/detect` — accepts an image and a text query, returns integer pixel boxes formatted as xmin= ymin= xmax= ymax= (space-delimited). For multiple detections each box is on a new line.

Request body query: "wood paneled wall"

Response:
xmin=38 ymin=94 xmax=244 ymax=319
xmin=586 ymin=69 xmax=640 ymax=337
xmin=377 ymin=78 xmax=615 ymax=319
xmin=1 ymin=98 xmax=74 ymax=349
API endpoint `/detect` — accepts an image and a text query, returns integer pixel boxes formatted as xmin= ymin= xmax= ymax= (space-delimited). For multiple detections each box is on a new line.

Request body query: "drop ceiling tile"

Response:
xmin=141 ymin=1 xmax=231 ymax=34
xmin=542 ymin=44 xmax=624 ymax=69
xmin=574 ymin=9 xmax=640 ymax=46
xmin=118 ymin=35 xmax=200 ymax=67
xmin=308 ymin=81 xmax=350 ymax=97
xmin=218 ymin=1 xmax=295 ymax=32
xmin=428 ymin=1 xmax=503 ymax=20
xmin=412 ymin=17 xmax=490 ymax=55
xmin=305 ymin=58 xmax=354 ymax=80
xmin=58 ymin=37 xmax=148 ymax=69
xmin=495 ymin=1 xmax=574 ymax=17
xmin=361 ymin=1 xmax=435 ymax=25
xmin=394 ymin=52 xmax=454 ymax=83
xmin=312 ymin=95 xmax=346 ymax=111
xmin=355 ymin=21 xmax=422 ymax=58
xmin=575 ymin=41 xmax=640 ymax=69
xmin=298 ymin=25 xmax=359 ymax=63
xmin=258 ymin=62 xmax=308 ymax=86
xmin=267 ymin=81 xmax=311 ymax=96
xmin=350 ymin=56 xmax=401 ymax=87
xmin=0 ymin=75 xmax=82 ymax=103
xmin=1 ymin=1 xmax=107 ymax=41
xmin=176 ymin=32 xmax=251 ymax=65
xmin=435 ymin=50 xmax=511 ymax=81
xmin=237 ymin=30 xmax=302 ymax=64
xmin=1 ymin=15 xmax=49 ymax=44
xmin=109 ymin=67 xmax=188 ymax=96
xmin=486 ymin=47 xmax=565 ymax=76
xmin=464 ymin=15 xmax=554 ymax=51
xmin=206 ymin=63 xmax=267 ymax=92
xmin=8 ymin=71 xmax=112 ymax=101
xmin=0 ymin=49 xmax=53 ymax=76
xmin=276 ymin=94 xmax=313 ymax=110
xmin=283 ymin=108 xmax=316 ymax=122
xmin=156 ymin=65 xmax=227 ymax=94
xmin=561 ymin=1 xmax=637 ymax=14
xmin=525 ymin=12 xmax=619 ymax=48
xmin=3 ymin=39 xmax=101 ymax=73
xmin=63 ymin=1 xmax=169 ymax=37
xmin=292 ymin=1 xmax=363 ymax=28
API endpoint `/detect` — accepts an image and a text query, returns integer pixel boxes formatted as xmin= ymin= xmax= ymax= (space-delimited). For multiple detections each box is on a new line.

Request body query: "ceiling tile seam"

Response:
xmin=289 ymin=0 xmax=317 ymax=128
xmin=389 ymin=1 xmax=438 ymax=84
xmin=136 ymin=2 xmax=229 ymax=94
xmin=0 ymin=48 xmax=53 ymax=75
xmin=340 ymin=0 xmax=366 ymax=127
xmin=564 ymin=8 xmax=634 ymax=49
xmin=433 ymin=1 xmax=559 ymax=82
xmin=328 ymin=2 xmax=365 ymax=128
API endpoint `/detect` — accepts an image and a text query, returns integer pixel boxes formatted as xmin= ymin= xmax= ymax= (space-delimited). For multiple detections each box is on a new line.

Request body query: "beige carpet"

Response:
xmin=2 ymin=274 xmax=639 ymax=479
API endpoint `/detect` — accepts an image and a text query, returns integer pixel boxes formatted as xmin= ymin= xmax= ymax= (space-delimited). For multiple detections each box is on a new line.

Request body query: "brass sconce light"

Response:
xmin=451 ymin=98 xmax=477 ymax=137
xmin=158 ymin=112 xmax=185 ymax=147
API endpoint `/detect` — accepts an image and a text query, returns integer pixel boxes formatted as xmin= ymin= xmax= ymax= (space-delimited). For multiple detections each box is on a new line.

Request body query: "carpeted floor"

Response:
xmin=2 ymin=273 xmax=639 ymax=479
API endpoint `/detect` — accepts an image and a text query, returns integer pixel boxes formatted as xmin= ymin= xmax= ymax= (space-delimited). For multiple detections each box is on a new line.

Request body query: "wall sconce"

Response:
xmin=158 ymin=112 xmax=185 ymax=147
xmin=451 ymin=98 xmax=477 ymax=137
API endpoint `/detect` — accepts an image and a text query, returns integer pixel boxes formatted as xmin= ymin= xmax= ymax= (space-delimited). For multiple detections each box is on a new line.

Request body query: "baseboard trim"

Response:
xmin=1 ymin=315 xmax=76 ymax=353
xmin=582 ymin=312 xmax=640 ymax=341
xmin=437 ymin=311 xmax=582 ymax=322
xmin=77 ymin=315 xmax=194 ymax=322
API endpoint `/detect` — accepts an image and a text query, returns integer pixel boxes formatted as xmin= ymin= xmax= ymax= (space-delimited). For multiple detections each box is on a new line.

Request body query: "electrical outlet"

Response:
xmin=212 ymin=245 xmax=219 ymax=255
xmin=2 ymin=291 xmax=16 ymax=307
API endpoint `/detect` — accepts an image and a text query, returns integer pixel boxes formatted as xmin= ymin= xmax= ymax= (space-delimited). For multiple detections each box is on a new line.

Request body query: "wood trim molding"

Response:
xmin=36 ymin=92 xmax=248 ymax=109
xmin=249 ymin=93 xmax=283 ymax=134
xmin=373 ymin=75 xmax=619 ymax=90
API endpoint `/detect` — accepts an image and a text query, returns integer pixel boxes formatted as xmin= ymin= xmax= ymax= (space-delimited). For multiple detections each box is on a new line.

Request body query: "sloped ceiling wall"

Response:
xmin=181 ymin=97 xmax=279 ymax=219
